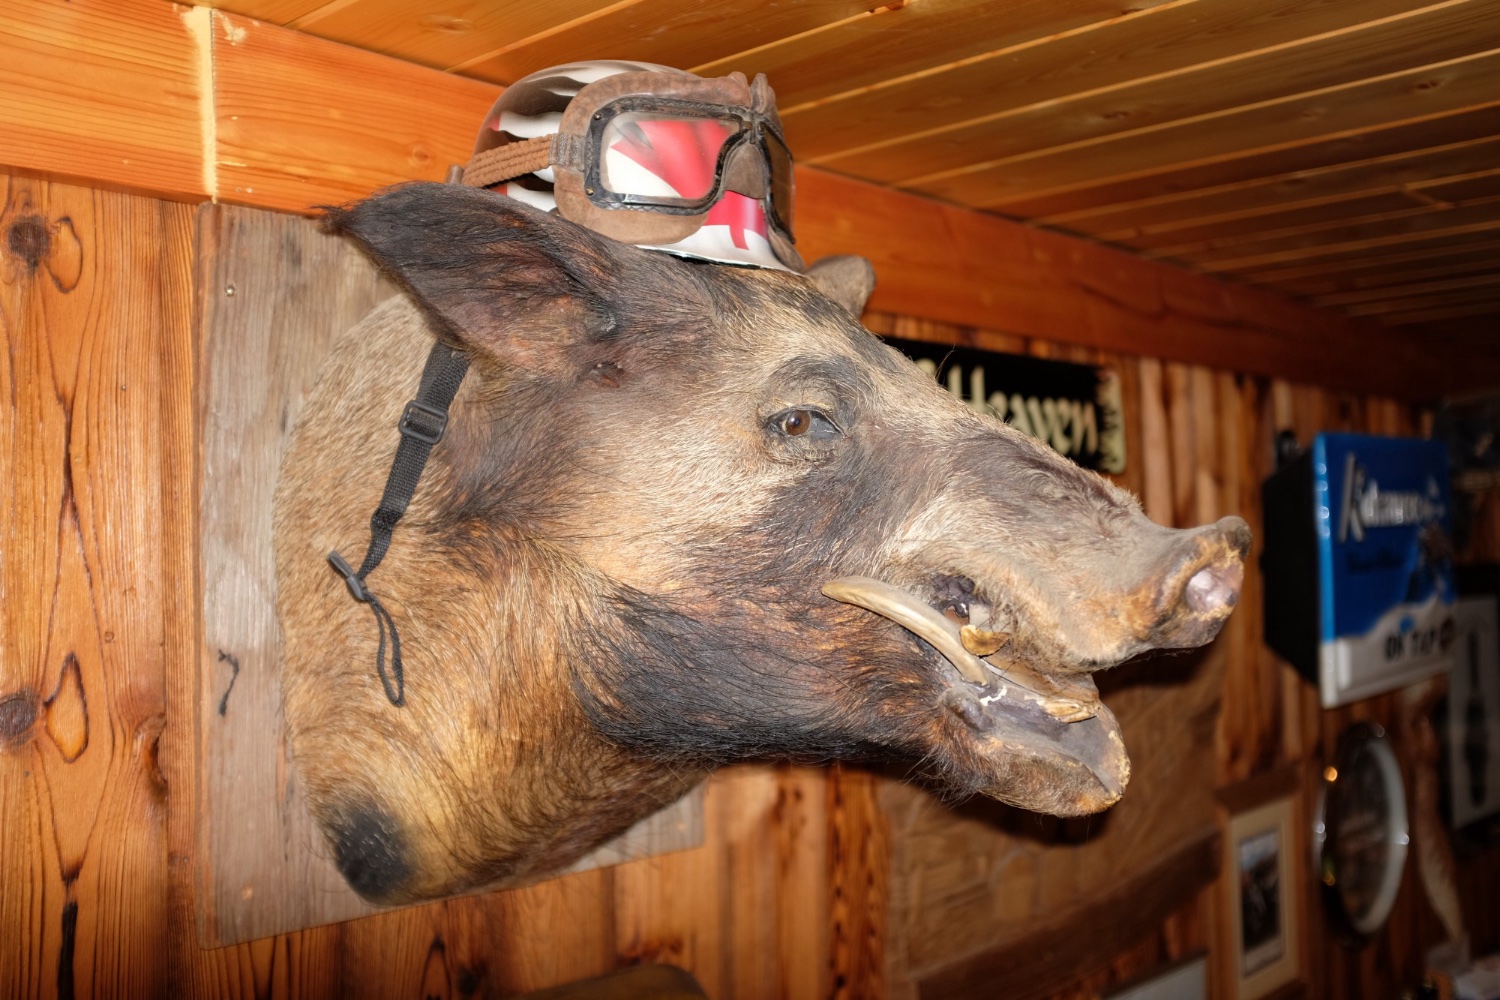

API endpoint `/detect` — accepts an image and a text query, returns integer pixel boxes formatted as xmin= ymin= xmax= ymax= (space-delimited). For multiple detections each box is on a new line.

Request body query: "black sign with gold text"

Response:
xmin=882 ymin=337 xmax=1126 ymax=474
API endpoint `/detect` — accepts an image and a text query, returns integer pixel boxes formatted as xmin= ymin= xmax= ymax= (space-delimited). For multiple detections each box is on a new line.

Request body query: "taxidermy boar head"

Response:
xmin=275 ymin=182 xmax=1250 ymax=903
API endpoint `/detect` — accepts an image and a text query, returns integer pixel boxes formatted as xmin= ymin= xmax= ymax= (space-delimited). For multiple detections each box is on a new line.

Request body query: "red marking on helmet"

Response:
xmin=706 ymin=192 xmax=767 ymax=249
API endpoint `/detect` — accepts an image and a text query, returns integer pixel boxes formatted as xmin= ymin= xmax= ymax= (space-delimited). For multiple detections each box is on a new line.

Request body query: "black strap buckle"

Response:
xmin=327 ymin=550 xmax=368 ymax=602
xmin=399 ymin=399 xmax=449 ymax=445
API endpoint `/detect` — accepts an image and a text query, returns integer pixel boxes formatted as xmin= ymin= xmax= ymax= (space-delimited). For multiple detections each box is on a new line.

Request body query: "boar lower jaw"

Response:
xmin=821 ymin=576 xmax=1128 ymax=811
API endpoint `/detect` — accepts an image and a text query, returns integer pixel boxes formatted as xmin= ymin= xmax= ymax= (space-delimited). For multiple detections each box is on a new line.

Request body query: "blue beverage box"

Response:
xmin=1262 ymin=432 xmax=1455 ymax=707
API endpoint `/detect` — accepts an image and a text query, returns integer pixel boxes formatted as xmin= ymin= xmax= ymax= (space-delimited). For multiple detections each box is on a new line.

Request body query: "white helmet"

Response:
xmin=465 ymin=60 xmax=802 ymax=272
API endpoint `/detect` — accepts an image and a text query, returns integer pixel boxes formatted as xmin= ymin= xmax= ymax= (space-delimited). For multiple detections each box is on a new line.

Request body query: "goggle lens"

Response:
xmin=599 ymin=113 xmax=742 ymax=202
xmin=764 ymin=128 xmax=794 ymax=236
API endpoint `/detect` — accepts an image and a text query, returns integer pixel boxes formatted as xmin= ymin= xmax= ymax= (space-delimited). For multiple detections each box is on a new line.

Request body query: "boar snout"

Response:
xmin=1148 ymin=515 xmax=1252 ymax=648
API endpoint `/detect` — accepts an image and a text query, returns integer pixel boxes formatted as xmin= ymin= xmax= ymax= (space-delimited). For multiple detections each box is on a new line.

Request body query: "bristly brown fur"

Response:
xmin=276 ymin=182 xmax=1249 ymax=903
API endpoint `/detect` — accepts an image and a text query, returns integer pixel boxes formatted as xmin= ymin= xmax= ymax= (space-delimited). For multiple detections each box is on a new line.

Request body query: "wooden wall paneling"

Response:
xmin=194 ymin=202 xmax=703 ymax=947
xmin=796 ymin=0 xmax=1458 ymax=169
xmin=0 ymin=175 xmax=194 ymax=998
xmin=828 ymin=764 xmax=889 ymax=1000
xmin=918 ymin=50 xmax=1500 ymax=211
xmin=0 ymin=0 xmax=204 ymax=201
xmin=209 ymin=11 xmax=500 ymax=214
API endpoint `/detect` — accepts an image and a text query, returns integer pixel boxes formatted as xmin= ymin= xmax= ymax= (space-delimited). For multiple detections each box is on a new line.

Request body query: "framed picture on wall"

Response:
xmin=1219 ymin=768 xmax=1304 ymax=1000
xmin=1447 ymin=594 xmax=1500 ymax=829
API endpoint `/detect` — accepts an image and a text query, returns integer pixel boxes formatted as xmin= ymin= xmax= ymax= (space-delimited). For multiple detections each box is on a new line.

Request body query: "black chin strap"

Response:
xmin=328 ymin=340 xmax=470 ymax=706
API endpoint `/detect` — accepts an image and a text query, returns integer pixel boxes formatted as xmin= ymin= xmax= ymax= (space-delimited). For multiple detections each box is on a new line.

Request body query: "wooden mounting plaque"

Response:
xmin=193 ymin=203 xmax=703 ymax=947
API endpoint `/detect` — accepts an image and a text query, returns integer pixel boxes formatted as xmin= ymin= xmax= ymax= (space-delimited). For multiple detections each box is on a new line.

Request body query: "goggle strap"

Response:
xmin=463 ymin=135 xmax=555 ymax=189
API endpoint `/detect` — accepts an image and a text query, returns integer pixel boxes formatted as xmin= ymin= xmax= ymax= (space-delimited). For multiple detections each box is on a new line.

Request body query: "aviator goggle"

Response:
xmin=464 ymin=71 xmax=800 ymax=271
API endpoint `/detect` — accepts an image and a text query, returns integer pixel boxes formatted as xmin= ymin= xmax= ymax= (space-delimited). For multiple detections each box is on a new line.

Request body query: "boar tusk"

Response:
xmin=822 ymin=577 xmax=1101 ymax=723
xmin=822 ymin=577 xmax=992 ymax=686
xmin=960 ymin=624 xmax=1011 ymax=657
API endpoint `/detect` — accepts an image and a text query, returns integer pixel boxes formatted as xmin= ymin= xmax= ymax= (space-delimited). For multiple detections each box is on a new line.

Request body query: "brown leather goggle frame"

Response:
xmin=465 ymin=70 xmax=802 ymax=271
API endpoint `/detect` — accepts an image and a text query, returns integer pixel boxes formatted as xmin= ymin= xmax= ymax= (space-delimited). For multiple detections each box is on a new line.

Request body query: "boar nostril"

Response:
xmin=1184 ymin=564 xmax=1242 ymax=614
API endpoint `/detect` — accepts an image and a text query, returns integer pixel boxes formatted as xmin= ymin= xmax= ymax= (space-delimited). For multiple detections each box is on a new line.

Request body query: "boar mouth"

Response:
xmin=822 ymin=576 xmax=1129 ymax=810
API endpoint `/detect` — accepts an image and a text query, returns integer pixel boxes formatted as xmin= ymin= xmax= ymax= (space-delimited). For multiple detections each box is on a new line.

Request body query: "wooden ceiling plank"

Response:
xmin=1315 ymin=270 xmax=1500 ymax=306
xmin=1076 ymin=142 xmax=1500 ymax=239
xmin=1373 ymin=298 xmax=1500 ymax=324
xmin=790 ymin=0 xmax=1450 ymax=165
xmin=990 ymin=103 xmax=1500 ymax=218
xmin=452 ymin=0 xmax=878 ymax=84
xmin=1346 ymin=283 xmax=1500 ymax=314
xmin=809 ymin=0 xmax=1499 ymax=183
xmin=689 ymin=0 xmax=1129 ymax=110
xmin=211 ymin=11 xmax=500 ymax=212
xmin=0 ymin=0 xmax=204 ymax=200
xmin=1239 ymin=231 xmax=1500 ymax=282
xmin=275 ymin=0 xmax=627 ymax=73
xmin=912 ymin=49 xmax=1500 ymax=210
xmin=1263 ymin=249 xmax=1500 ymax=297
xmin=199 ymin=0 xmax=333 ymax=24
xmin=1135 ymin=174 xmax=1500 ymax=257
xmin=1184 ymin=202 xmax=1500 ymax=272
xmin=1130 ymin=192 xmax=1436 ymax=255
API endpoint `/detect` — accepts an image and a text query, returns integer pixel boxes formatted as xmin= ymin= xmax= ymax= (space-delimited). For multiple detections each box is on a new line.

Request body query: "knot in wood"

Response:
xmin=6 ymin=215 xmax=51 ymax=270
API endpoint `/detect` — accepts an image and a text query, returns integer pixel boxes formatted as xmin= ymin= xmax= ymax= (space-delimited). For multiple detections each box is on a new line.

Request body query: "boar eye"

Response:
xmin=771 ymin=407 xmax=840 ymax=442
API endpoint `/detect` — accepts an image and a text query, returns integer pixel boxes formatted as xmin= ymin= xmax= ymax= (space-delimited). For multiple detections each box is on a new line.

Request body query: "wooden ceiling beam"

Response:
xmin=1272 ymin=249 xmax=1500 ymax=297
xmin=0 ymin=0 xmax=1462 ymax=399
xmin=0 ymin=0 xmax=205 ymax=201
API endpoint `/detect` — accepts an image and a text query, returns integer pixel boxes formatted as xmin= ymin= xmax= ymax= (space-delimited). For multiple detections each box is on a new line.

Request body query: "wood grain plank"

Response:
xmin=1129 ymin=191 xmax=1453 ymax=255
xmin=1144 ymin=180 xmax=1500 ymax=260
xmin=1314 ymin=269 xmax=1500 ymax=306
xmin=992 ymin=103 xmax=1500 ymax=219
xmin=1183 ymin=197 xmax=1500 ymax=271
xmin=202 ymin=0 xmax=335 ymax=25
xmin=211 ymin=11 xmax=500 ymax=213
xmin=692 ymin=0 xmax=1129 ymax=109
xmin=1280 ymin=254 xmax=1500 ymax=299
xmin=1068 ymin=137 xmax=1500 ymax=238
xmin=808 ymin=0 xmax=1494 ymax=179
xmin=1240 ymin=230 xmax=1500 ymax=284
xmin=0 ymin=0 xmax=203 ymax=199
xmin=288 ymin=0 xmax=622 ymax=73
xmin=0 ymin=174 xmax=194 ymax=1000
xmin=917 ymin=50 xmax=1500 ymax=211
xmin=453 ymin=0 xmax=876 ymax=84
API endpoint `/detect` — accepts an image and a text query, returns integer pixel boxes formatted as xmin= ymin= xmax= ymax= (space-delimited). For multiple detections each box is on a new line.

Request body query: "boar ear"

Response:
xmin=806 ymin=255 xmax=876 ymax=317
xmin=325 ymin=182 xmax=619 ymax=368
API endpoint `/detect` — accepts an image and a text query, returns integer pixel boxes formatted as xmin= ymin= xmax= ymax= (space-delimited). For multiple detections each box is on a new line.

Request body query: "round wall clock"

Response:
xmin=1312 ymin=723 xmax=1410 ymax=946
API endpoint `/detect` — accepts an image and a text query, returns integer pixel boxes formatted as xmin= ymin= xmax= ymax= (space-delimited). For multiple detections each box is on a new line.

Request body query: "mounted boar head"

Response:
xmin=275 ymin=182 xmax=1250 ymax=904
